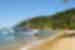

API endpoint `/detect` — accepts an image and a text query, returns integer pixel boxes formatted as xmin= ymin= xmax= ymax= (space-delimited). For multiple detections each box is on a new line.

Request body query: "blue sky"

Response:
xmin=0 ymin=0 xmax=75 ymax=28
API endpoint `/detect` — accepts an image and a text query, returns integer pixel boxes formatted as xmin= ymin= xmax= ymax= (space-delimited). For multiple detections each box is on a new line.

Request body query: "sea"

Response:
xmin=0 ymin=30 xmax=57 ymax=50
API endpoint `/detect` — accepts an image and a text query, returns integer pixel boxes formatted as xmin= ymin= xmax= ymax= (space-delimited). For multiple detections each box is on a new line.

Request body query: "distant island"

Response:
xmin=14 ymin=8 xmax=75 ymax=31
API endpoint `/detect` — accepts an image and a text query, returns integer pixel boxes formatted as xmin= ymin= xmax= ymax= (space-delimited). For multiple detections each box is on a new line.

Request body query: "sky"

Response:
xmin=0 ymin=0 xmax=75 ymax=28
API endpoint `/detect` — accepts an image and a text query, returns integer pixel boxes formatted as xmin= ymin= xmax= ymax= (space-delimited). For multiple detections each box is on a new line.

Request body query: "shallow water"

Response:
xmin=0 ymin=30 xmax=57 ymax=50
xmin=0 ymin=31 xmax=36 ymax=49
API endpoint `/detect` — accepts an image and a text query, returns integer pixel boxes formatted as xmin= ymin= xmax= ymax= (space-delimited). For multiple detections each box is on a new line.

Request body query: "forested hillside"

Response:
xmin=16 ymin=8 xmax=75 ymax=30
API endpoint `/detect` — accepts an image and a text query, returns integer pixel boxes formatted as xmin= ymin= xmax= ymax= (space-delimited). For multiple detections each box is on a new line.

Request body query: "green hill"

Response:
xmin=16 ymin=8 xmax=75 ymax=30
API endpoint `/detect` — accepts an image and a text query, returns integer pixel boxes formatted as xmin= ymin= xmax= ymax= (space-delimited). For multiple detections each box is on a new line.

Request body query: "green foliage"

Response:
xmin=17 ymin=8 xmax=75 ymax=29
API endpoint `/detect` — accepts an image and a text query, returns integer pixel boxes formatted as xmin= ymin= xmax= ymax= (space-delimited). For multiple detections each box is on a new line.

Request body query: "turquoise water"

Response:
xmin=0 ymin=31 xmax=35 ymax=48
xmin=0 ymin=30 xmax=57 ymax=50
xmin=0 ymin=32 xmax=16 ymax=48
